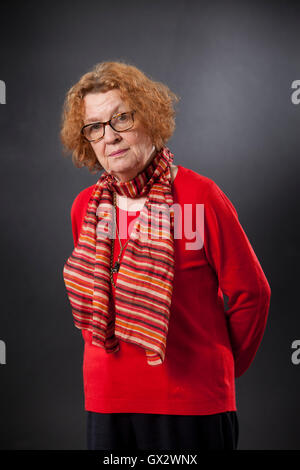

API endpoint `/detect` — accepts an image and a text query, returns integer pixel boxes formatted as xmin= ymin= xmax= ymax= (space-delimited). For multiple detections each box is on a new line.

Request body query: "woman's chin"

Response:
xmin=109 ymin=164 xmax=137 ymax=182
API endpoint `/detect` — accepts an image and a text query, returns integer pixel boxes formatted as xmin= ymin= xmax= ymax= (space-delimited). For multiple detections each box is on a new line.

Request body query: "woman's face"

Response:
xmin=83 ymin=89 xmax=155 ymax=182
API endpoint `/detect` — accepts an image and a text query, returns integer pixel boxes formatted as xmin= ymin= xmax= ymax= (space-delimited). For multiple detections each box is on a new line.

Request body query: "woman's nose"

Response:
xmin=103 ymin=123 xmax=121 ymax=143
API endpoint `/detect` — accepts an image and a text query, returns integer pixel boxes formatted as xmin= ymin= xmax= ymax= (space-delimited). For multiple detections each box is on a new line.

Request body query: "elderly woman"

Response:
xmin=61 ymin=61 xmax=271 ymax=451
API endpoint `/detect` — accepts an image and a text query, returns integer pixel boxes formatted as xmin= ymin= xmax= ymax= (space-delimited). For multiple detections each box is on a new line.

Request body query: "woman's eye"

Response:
xmin=91 ymin=123 xmax=101 ymax=130
xmin=116 ymin=114 xmax=128 ymax=122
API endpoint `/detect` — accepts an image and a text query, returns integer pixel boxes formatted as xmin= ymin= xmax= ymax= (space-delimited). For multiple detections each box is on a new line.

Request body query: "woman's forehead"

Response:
xmin=84 ymin=89 xmax=128 ymax=122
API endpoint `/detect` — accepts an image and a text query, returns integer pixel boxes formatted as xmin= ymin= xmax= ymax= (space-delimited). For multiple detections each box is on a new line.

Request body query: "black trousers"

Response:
xmin=86 ymin=411 xmax=239 ymax=451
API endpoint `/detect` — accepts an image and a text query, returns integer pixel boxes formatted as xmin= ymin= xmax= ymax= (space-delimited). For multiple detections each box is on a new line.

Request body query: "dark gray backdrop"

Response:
xmin=0 ymin=0 xmax=299 ymax=450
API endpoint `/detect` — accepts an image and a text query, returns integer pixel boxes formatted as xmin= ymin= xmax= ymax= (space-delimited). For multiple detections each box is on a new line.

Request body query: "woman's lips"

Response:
xmin=109 ymin=148 xmax=129 ymax=157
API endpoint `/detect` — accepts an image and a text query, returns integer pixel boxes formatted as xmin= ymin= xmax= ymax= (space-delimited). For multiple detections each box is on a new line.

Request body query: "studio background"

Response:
xmin=0 ymin=0 xmax=299 ymax=450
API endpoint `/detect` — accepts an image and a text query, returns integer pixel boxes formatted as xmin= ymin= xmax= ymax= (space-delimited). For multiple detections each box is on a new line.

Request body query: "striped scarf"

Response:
xmin=63 ymin=146 xmax=175 ymax=366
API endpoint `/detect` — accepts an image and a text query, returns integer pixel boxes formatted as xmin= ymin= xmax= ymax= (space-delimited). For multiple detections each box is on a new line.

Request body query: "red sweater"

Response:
xmin=69 ymin=164 xmax=271 ymax=415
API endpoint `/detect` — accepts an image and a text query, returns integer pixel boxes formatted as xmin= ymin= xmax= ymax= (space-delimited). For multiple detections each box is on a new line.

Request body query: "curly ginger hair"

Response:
xmin=60 ymin=60 xmax=180 ymax=173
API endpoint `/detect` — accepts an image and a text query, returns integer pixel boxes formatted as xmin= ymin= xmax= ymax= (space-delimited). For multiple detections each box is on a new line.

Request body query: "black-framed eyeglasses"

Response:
xmin=81 ymin=110 xmax=136 ymax=143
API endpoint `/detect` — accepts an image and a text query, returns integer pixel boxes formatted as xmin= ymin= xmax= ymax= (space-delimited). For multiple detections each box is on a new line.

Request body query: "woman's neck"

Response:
xmin=116 ymin=164 xmax=178 ymax=211
xmin=112 ymin=145 xmax=156 ymax=183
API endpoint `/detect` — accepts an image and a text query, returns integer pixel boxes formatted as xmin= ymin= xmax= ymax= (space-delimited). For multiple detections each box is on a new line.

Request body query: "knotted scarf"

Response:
xmin=63 ymin=146 xmax=175 ymax=366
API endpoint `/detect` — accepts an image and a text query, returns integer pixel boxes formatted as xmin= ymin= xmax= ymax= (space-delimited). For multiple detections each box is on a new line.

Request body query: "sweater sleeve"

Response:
xmin=71 ymin=196 xmax=80 ymax=248
xmin=70 ymin=185 xmax=95 ymax=248
xmin=203 ymin=181 xmax=271 ymax=378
